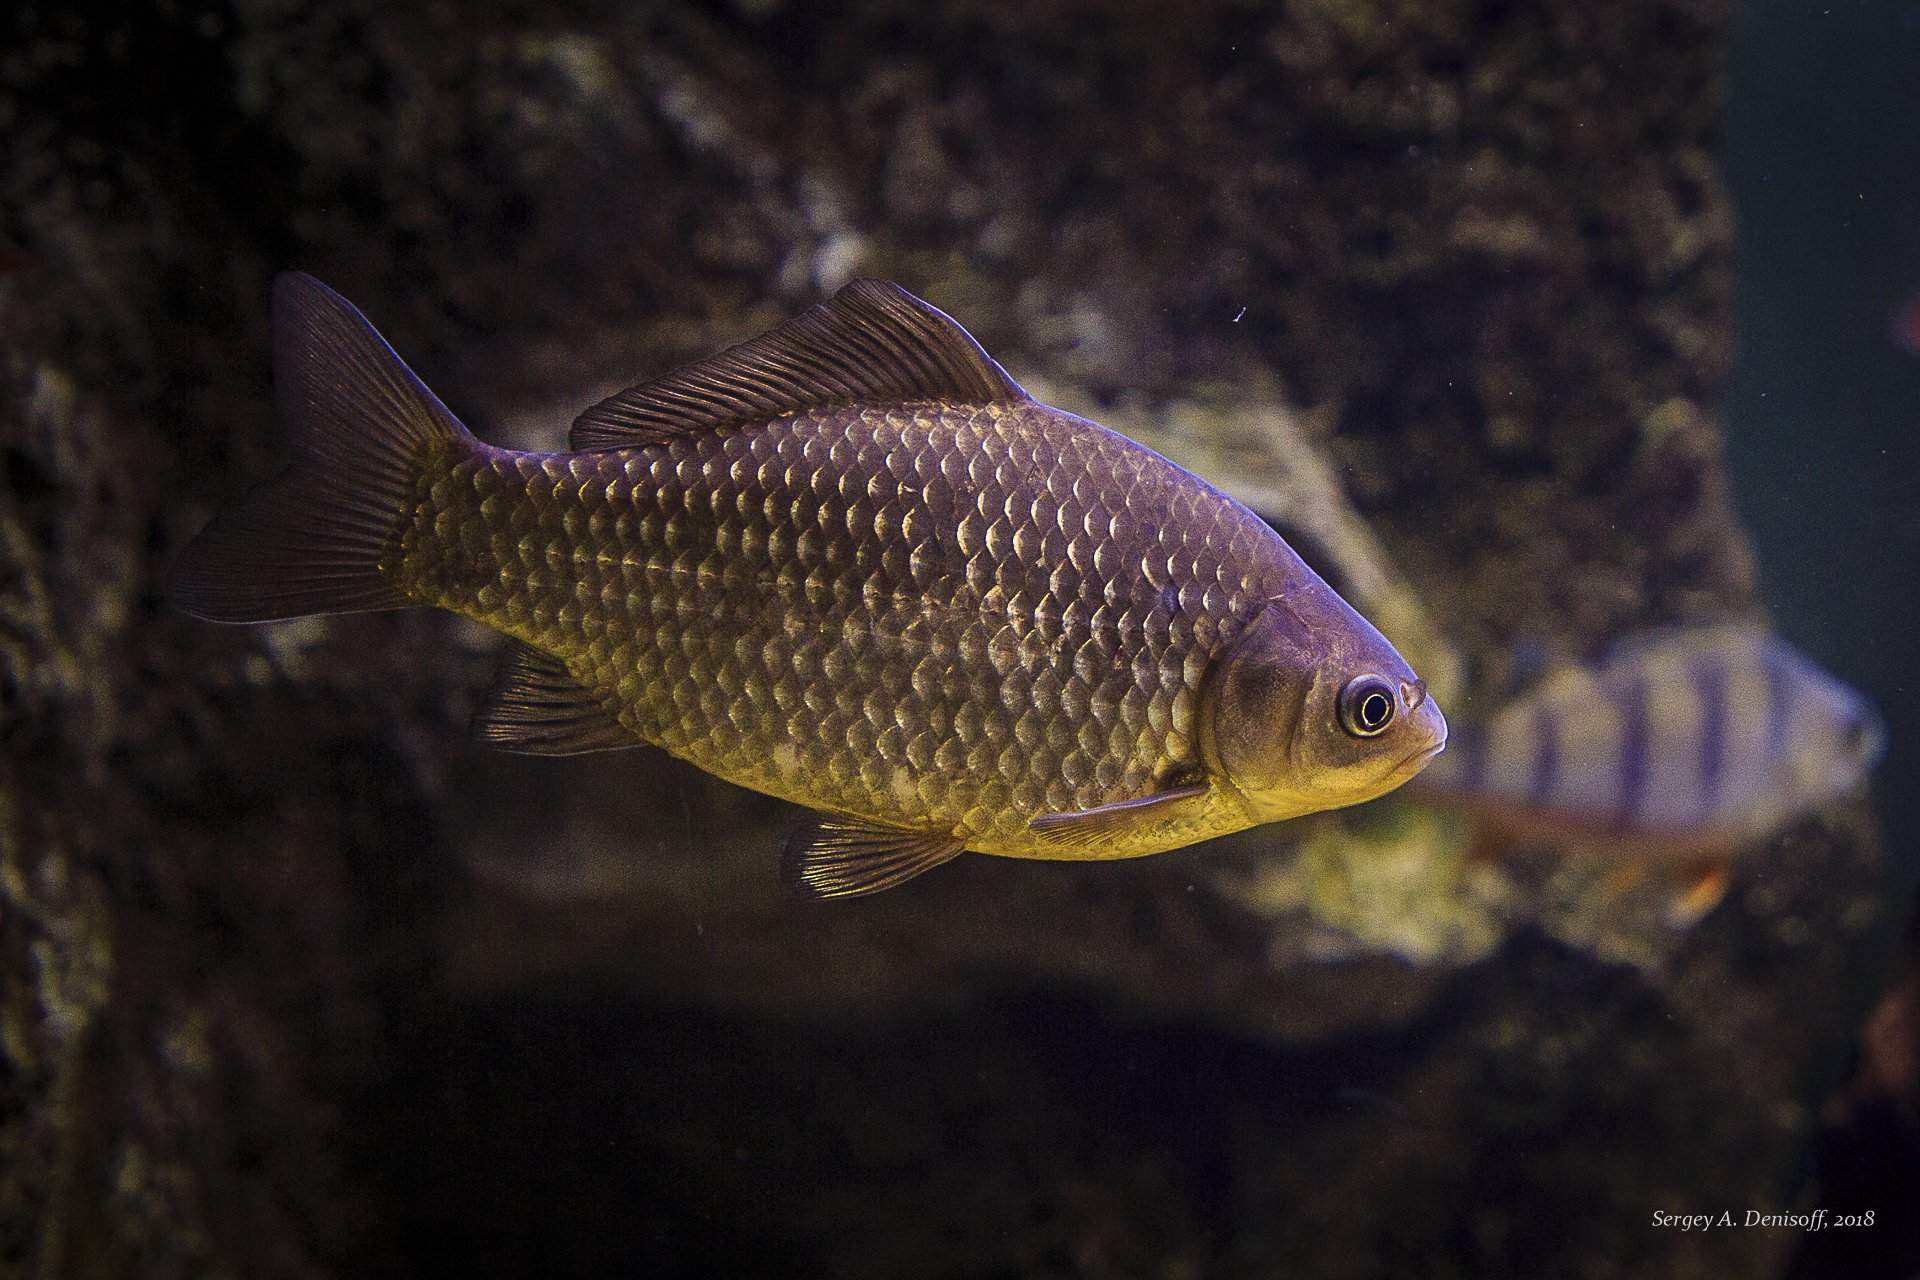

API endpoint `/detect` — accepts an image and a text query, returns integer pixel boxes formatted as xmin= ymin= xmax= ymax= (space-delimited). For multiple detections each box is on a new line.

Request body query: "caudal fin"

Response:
xmin=170 ymin=273 xmax=472 ymax=622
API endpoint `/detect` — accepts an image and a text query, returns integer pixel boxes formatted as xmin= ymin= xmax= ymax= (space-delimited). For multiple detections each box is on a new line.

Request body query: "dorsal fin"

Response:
xmin=1593 ymin=619 xmax=1767 ymax=671
xmin=570 ymin=279 xmax=1031 ymax=451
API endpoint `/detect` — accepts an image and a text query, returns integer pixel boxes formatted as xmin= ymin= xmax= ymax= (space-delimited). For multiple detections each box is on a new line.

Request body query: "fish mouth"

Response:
xmin=1395 ymin=737 xmax=1447 ymax=775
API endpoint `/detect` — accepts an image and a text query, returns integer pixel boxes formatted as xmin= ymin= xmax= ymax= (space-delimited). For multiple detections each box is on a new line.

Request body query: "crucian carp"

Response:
xmin=172 ymin=275 xmax=1446 ymax=897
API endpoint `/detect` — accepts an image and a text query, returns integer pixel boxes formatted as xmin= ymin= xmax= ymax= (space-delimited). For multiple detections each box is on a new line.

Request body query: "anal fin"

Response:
xmin=1594 ymin=850 xmax=1736 ymax=929
xmin=1028 ymin=781 xmax=1210 ymax=849
xmin=474 ymin=642 xmax=642 ymax=755
xmin=782 ymin=817 xmax=966 ymax=899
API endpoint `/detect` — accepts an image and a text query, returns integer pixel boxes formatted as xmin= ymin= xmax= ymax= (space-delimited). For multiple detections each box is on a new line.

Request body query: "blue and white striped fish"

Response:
xmin=1411 ymin=623 xmax=1884 ymax=857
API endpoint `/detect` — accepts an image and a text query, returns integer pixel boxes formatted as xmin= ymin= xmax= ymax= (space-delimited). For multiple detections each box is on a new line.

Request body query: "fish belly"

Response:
xmin=400 ymin=401 xmax=1281 ymax=856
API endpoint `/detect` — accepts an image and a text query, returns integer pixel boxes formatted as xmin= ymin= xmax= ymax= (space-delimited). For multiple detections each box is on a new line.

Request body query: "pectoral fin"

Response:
xmin=782 ymin=818 xmax=967 ymax=899
xmin=1028 ymin=781 xmax=1211 ymax=849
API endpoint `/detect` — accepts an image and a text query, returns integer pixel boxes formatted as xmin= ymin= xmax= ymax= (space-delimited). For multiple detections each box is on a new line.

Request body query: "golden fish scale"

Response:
xmin=397 ymin=400 xmax=1293 ymax=855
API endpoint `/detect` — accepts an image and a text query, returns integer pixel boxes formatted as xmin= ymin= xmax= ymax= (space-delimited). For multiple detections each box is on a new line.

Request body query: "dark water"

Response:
xmin=1725 ymin=1 xmax=1920 ymax=860
xmin=1725 ymin=4 xmax=1920 ymax=1275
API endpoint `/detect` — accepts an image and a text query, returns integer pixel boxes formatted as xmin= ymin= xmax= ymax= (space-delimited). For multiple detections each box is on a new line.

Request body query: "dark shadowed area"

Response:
xmin=2 ymin=0 xmax=1912 ymax=1276
xmin=1721 ymin=3 xmax=1920 ymax=1277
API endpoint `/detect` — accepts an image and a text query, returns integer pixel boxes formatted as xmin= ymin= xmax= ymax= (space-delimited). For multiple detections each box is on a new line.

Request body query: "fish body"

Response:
xmin=406 ymin=401 xmax=1287 ymax=860
xmin=1413 ymin=623 xmax=1883 ymax=855
xmin=172 ymin=275 xmax=1446 ymax=895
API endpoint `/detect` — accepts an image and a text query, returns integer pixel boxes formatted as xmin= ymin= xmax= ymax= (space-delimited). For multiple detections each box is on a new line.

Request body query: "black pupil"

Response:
xmin=1359 ymin=690 xmax=1391 ymax=730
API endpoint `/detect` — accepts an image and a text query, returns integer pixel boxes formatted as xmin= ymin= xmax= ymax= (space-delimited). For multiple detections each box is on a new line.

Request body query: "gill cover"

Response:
xmin=1199 ymin=591 xmax=1446 ymax=822
xmin=1198 ymin=603 xmax=1316 ymax=807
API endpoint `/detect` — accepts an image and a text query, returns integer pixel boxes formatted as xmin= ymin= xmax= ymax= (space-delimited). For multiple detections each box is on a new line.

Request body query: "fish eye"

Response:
xmin=1338 ymin=676 xmax=1397 ymax=738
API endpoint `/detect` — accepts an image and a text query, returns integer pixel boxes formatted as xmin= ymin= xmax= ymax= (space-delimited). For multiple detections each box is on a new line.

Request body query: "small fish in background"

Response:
xmin=1409 ymin=623 xmax=1885 ymax=923
xmin=171 ymin=274 xmax=1446 ymax=898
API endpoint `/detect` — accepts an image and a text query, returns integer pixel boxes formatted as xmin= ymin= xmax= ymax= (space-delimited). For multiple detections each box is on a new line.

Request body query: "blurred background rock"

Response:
xmin=1 ymin=0 xmax=1913 ymax=1276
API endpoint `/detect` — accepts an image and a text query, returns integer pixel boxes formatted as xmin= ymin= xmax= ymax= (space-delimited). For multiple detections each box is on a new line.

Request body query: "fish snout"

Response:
xmin=1397 ymin=684 xmax=1448 ymax=773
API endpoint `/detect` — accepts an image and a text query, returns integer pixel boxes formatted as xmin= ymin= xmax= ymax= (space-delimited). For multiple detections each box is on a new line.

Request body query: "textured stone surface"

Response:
xmin=1 ymin=0 xmax=1894 ymax=1276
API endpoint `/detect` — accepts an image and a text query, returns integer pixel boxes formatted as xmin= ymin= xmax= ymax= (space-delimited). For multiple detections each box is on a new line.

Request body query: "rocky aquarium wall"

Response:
xmin=1 ymin=0 xmax=1901 ymax=1276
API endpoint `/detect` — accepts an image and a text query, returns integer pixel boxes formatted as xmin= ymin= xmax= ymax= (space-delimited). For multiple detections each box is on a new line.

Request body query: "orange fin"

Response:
xmin=1590 ymin=853 xmax=1735 ymax=927
xmin=1028 ymin=782 xmax=1210 ymax=849
xmin=782 ymin=818 xmax=966 ymax=899
xmin=570 ymin=279 xmax=1031 ymax=451
xmin=473 ymin=642 xmax=644 ymax=755
xmin=1664 ymin=856 xmax=1735 ymax=928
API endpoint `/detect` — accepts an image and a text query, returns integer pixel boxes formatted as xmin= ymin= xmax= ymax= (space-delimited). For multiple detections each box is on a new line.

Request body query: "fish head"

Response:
xmin=1201 ymin=584 xmax=1448 ymax=823
xmin=1771 ymin=642 xmax=1887 ymax=803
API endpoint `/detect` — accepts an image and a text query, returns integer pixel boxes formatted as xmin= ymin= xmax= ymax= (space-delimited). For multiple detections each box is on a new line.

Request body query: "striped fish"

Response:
xmin=1412 ymin=623 xmax=1883 ymax=857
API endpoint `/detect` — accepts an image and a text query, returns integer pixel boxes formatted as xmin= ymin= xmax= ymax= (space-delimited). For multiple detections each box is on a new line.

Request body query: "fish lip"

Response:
xmin=1397 ymin=738 xmax=1447 ymax=773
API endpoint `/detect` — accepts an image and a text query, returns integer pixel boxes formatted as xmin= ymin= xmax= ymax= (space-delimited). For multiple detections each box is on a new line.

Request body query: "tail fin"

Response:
xmin=170 ymin=273 xmax=472 ymax=622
